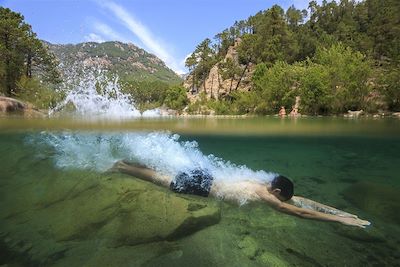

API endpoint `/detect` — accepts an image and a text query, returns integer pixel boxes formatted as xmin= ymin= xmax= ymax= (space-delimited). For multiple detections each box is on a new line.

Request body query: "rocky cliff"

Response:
xmin=0 ymin=96 xmax=44 ymax=117
xmin=184 ymin=38 xmax=254 ymax=103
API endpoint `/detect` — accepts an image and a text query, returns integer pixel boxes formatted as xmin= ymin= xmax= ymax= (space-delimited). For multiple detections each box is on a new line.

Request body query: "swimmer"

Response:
xmin=110 ymin=161 xmax=371 ymax=228
xmin=279 ymin=106 xmax=286 ymax=117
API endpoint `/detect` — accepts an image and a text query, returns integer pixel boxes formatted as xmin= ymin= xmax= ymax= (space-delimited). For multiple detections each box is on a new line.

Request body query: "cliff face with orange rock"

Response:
xmin=183 ymin=39 xmax=254 ymax=103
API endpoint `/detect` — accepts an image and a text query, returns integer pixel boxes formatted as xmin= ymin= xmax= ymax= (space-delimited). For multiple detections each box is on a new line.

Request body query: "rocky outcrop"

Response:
xmin=0 ymin=96 xmax=45 ymax=117
xmin=0 ymin=96 xmax=26 ymax=112
xmin=345 ymin=110 xmax=364 ymax=118
xmin=0 ymin=170 xmax=221 ymax=265
xmin=184 ymin=38 xmax=254 ymax=103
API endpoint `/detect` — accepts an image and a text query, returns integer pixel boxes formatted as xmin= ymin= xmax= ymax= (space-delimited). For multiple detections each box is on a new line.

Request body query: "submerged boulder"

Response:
xmin=0 ymin=172 xmax=221 ymax=265
xmin=97 ymin=178 xmax=221 ymax=247
xmin=237 ymin=235 xmax=259 ymax=259
xmin=258 ymin=251 xmax=289 ymax=267
xmin=342 ymin=181 xmax=400 ymax=224
xmin=0 ymin=171 xmax=220 ymax=265
xmin=41 ymin=173 xmax=221 ymax=245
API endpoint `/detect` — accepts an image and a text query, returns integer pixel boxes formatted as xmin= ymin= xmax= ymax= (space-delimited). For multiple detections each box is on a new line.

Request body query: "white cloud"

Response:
xmin=98 ymin=0 xmax=184 ymax=74
xmin=93 ymin=21 xmax=129 ymax=43
xmin=84 ymin=33 xmax=105 ymax=43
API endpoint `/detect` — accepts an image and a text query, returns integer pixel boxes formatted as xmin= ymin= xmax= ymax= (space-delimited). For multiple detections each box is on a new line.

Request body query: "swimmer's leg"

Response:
xmin=109 ymin=160 xmax=172 ymax=188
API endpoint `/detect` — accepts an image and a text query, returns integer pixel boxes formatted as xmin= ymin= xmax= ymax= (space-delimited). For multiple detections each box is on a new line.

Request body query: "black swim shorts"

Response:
xmin=170 ymin=168 xmax=214 ymax=197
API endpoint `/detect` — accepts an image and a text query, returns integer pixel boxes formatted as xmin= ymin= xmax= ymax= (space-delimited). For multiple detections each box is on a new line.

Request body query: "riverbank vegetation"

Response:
xmin=185 ymin=0 xmax=400 ymax=115
xmin=121 ymin=80 xmax=187 ymax=112
xmin=1 ymin=1 xmax=399 ymax=115
xmin=0 ymin=7 xmax=184 ymax=111
xmin=0 ymin=7 xmax=62 ymax=109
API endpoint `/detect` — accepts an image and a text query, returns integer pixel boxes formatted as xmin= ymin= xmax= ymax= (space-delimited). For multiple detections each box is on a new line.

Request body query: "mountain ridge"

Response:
xmin=44 ymin=41 xmax=182 ymax=84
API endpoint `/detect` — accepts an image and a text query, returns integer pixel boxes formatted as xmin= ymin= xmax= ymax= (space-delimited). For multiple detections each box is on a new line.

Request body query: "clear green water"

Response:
xmin=1 ymin=117 xmax=400 ymax=266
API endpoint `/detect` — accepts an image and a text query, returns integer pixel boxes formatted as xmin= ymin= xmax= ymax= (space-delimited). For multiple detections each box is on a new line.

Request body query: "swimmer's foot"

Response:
xmin=106 ymin=160 xmax=130 ymax=173
xmin=106 ymin=160 xmax=148 ymax=173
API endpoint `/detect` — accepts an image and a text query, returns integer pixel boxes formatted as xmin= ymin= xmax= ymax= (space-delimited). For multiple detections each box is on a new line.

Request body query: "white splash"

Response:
xmin=32 ymin=131 xmax=277 ymax=203
xmin=50 ymin=70 xmax=162 ymax=118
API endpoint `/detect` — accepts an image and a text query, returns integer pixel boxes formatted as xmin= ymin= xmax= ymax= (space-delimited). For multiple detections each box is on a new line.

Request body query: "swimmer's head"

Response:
xmin=268 ymin=175 xmax=294 ymax=201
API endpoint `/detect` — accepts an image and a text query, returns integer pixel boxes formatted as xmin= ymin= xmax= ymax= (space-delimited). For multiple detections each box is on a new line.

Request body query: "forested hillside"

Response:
xmin=184 ymin=0 xmax=400 ymax=115
xmin=0 ymin=7 xmax=184 ymax=111
xmin=46 ymin=41 xmax=181 ymax=84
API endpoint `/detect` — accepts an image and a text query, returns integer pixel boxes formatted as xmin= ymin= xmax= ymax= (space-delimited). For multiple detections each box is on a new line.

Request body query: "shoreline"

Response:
xmin=177 ymin=112 xmax=400 ymax=119
xmin=1 ymin=96 xmax=400 ymax=119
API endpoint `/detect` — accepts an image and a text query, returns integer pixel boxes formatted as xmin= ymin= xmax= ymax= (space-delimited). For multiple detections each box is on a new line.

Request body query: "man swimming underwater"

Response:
xmin=111 ymin=161 xmax=370 ymax=228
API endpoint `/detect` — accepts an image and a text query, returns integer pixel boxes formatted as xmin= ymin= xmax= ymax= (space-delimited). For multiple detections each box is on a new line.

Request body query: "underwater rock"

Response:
xmin=100 ymin=181 xmax=221 ymax=247
xmin=258 ymin=251 xmax=289 ymax=267
xmin=237 ymin=236 xmax=259 ymax=259
xmin=285 ymin=248 xmax=323 ymax=267
xmin=54 ymin=241 xmax=180 ymax=267
xmin=247 ymin=206 xmax=297 ymax=230
xmin=342 ymin=181 xmax=400 ymax=224
xmin=40 ymin=173 xmax=220 ymax=245
xmin=0 ymin=172 xmax=220 ymax=265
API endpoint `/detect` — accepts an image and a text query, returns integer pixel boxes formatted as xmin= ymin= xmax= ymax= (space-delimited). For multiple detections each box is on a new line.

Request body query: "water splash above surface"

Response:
xmin=50 ymin=70 xmax=162 ymax=119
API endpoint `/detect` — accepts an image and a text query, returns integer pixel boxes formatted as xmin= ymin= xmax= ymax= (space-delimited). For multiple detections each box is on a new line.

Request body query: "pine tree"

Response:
xmin=0 ymin=7 xmax=60 ymax=96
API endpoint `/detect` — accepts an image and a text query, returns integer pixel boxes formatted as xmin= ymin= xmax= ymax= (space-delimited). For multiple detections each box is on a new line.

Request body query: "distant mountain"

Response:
xmin=45 ymin=41 xmax=182 ymax=84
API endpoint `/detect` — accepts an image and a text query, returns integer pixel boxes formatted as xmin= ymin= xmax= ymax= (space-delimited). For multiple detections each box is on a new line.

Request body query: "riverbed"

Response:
xmin=0 ymin=116 xmax=399 ymax=266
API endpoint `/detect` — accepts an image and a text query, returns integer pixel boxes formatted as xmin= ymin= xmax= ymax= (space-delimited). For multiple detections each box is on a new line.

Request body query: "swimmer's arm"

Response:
xmin=256 ymin=190 xmax=370 ymax=228
xmin=290 ymin=196 xmax=358 ymax=218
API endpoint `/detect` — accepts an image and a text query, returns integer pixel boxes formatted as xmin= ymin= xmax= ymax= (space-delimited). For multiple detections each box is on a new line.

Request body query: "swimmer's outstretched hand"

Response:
xmin=337 ymin=211 xmax=358 ymax=219
xmin=339 ymin=217 xmax=371 ymax=228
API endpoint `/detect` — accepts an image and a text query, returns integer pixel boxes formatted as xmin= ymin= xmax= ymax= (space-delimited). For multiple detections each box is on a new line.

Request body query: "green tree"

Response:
xmin=299 ymin=63 xmax=331 ymax=114
xmin=185 ymin=53 xmax=198 ymax=93
xmin=0 ymin=7 xmax=60 ymax=96
xmin=197 ymin=39 xmax=216 ymax=91
xmin=314 ymin=43 xmax=372 ymax=112
xmin=235 ymin=34 xmax=258 ymax=90
xmin=164 ymin=85 xmax=188 ymax=111
xmin=0 ymin=8 xmax=29 ymax=95
xmin=253 ymin=61 xmax=303 ymax=113
xmin=366 ymin=0 xmax=400 ymax=61
xmin=286 ymin=5 xmax=307 ymax=29
xmin=380 ymin=66 xmax=400 ymax=111
xmin=219 ymin=58 xmax=242 ymax=93
xmin=121 ymin=80 xmax=170 ymax=111
xmin=184 ymin=0 xmax=398 ymax=114
xmin=255 ymin=5 xmax=299 ymax=64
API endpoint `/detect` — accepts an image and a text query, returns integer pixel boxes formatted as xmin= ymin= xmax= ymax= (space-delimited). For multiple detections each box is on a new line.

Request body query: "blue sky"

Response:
xmin=1 ymin=0 xmax=313 ymax=74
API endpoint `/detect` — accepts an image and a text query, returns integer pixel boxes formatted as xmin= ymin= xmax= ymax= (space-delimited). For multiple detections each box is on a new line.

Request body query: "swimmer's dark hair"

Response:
xmin=271 ymin=175 xmax=294 ymax=201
